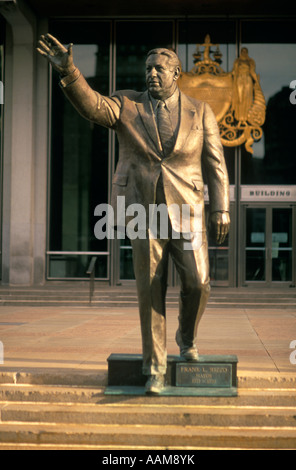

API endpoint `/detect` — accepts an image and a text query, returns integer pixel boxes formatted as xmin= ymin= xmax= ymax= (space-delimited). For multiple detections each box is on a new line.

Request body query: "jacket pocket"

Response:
xmin=113 ymin=174 xmax=128 ymax=186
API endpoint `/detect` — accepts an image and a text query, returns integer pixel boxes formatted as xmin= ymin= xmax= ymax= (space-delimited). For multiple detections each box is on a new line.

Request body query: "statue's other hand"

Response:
xmin=37 ymin=33 xmax=75 ymax=76
xmin=210 ymin=211 xmax=230 ymax=245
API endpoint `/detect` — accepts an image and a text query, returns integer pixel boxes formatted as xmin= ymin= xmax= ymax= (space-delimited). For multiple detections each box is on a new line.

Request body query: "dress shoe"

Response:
xmin=180 ymin=347 xmax=199 ymax=362
xmin=145 ymin=374 xmax=165 ymax=395
xmin=176 ymin=329 xmax=199 ymax=362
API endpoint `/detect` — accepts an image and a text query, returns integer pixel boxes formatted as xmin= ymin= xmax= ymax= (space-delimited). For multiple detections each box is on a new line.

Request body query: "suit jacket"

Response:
xmin=61 ymin=72 xmax=230 ymax=234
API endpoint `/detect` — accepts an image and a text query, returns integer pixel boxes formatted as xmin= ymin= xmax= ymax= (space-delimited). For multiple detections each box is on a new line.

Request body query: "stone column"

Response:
xmin=1 ymin=0 xmax=39 ymax=285
xmin=33 ymin=16 xmax=49 ymax=285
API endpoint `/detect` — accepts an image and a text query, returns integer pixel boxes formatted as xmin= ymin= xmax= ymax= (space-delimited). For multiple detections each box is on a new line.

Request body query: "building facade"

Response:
xmin=0 ymin=0 xmax=295 ymax=288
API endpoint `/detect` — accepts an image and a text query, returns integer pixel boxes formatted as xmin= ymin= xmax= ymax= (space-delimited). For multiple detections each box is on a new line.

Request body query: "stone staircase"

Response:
xmin=0 ymin=285 xmax=296 ymax=308
xmin=0 ymin=373 xmax=296 ymax=449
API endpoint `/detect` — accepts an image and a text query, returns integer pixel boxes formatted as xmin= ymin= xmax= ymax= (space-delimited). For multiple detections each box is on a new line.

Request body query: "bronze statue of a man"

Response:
xmin=38 ymin=34 xmax=230 ymax=395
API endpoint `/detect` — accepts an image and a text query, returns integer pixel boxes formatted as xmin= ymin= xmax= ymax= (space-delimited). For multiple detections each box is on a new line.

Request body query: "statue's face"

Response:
xmin=145 ymin=54 xmax=180 ymax=100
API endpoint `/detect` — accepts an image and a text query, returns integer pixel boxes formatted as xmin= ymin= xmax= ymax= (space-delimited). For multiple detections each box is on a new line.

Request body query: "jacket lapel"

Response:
xmin=135 ymin=90 xmax=197 ymax=158
xmin=173 ymin=92 xmax=197 ymax=154
xmin=135 ymin=91 xmax=162 ymax=157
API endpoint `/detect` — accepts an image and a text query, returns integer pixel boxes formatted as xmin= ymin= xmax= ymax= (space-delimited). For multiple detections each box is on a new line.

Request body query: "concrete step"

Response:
xmin=1 ymin=400 xmax=296 ymax=428
xmin=1 ymin=369 xmax=296 ymax=389
xmin=1 ymin=384 xmax=296 ymax=406
xmin=1 ymin=302 xmax=295 ymax=309
xmin=0 ymin=287 xmax=295 ymax=308
xmin=1 ymin=290 xmax=295 ymax=298
xmin=0 ymin=381 xmax=296 ymax=449
xmin=0 ymin=421 xmax=295 ymax=449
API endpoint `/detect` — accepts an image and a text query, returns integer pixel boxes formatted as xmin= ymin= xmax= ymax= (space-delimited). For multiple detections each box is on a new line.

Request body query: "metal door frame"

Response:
xmin=240 ymin=203 xmax=295 ymax=287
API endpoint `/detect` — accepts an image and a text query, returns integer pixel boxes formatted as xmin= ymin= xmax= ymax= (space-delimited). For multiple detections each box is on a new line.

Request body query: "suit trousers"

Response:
xmin=131 ymin=177 xmax=211 ymax=375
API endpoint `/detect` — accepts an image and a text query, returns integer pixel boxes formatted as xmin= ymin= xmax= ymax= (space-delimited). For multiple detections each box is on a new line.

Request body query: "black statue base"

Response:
xmin=105 ymin=353 xmax=238 ymax=397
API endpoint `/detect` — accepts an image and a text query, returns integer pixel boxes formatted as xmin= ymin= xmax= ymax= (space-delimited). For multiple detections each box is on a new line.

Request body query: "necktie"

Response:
xmin=157 ymin=101 xmax=175 ymax=157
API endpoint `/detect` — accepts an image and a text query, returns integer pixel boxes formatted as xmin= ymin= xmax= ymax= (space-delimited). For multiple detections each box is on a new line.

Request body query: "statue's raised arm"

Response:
xmin=37 ymin=33 xmax=120 ymax=127
xmin=37 ymin=34 xmax=75 ymax=76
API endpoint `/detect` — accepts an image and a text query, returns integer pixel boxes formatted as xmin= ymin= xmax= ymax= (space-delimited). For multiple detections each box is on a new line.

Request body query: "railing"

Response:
xmin=86 ymin=256 xmax=98 ymax=304
xmin=46 ymin=251 xmax=110 ymax=282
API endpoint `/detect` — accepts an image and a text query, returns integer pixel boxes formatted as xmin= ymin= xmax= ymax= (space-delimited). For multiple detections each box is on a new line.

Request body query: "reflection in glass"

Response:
xmin=246 ymin=208 xmax=266 ymax=246
xmin=120 ymin=242 xmax=135 ymax=280
xmin=0 ymin=17 xmax=4 ymax=281
xmin=246 ymin=250 xmax=266 ymax=281
xmin=272 ymin=209 xmax=292 ymax=248
xmin=245 ymin=208 xmax=266 ymax=281
xmin=48 ymin=255 xmax=107 ymax=279
xmin=116 ymin=21 xmax=174 ymax=92
xmin=272 ymin=252 xmax=292 ymax=282
xmin=178 ymin=20 xmax=237 ymax=73
xmin=49 ymin=22 xmax=111 ymax=279
xmin=207 ymin=205 xmax=229 ymax=283
xmin=209 ymin=249 xmax=229 ymax=282
xmin=272 ymin=208 xmax=292 ymax=281
xmin=241 ymin=21 xmax=296 ymax=184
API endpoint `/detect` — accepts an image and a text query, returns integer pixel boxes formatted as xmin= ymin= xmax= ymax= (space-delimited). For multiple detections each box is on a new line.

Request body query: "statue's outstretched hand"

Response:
xmin=37 ymin=33 xmax=75 ymax=76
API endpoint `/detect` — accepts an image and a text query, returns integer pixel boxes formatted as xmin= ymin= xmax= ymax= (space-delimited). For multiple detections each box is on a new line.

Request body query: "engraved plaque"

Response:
xmin=176 ymin=363 xmax=232 ymax=388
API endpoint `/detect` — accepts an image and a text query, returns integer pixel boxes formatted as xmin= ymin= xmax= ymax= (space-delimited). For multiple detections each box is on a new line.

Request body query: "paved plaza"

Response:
xmin=0 ymin=302 xmax=295 ymax=385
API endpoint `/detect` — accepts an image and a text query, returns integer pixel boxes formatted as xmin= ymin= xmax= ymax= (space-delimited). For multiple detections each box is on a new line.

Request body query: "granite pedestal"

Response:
xmin=105 ymin=353 xmax=238 ymax=396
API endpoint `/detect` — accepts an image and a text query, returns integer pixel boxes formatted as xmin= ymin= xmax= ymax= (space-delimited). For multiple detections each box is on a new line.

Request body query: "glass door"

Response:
xmin=243 ymin=206 xmax=294 ymax=286
xmin=245 ymin=207 xmax=267 ymax=283
xmin=271 ymin=208 xmax=293 ymax=283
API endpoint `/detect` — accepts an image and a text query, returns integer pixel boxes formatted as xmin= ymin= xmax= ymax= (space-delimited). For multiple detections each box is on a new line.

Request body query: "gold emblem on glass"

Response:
xmin=178 ymin=34 xmax=266 ymax=154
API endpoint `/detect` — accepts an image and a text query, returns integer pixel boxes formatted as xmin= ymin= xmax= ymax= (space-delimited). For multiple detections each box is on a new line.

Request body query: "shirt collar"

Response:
xmin=149 ymin=87 xmax=180 ymax=113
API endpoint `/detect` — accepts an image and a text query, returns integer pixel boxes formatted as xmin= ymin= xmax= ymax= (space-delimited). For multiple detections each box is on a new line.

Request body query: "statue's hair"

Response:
xmin=146 ymin=48 xmax=180 ymax=68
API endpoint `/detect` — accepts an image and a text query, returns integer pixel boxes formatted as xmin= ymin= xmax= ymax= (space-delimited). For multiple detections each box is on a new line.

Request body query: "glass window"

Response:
xmin=209 ymin=247 xmax=229 ymax=282
xmin=245 ymin=208 xmax=266 ymax=281
xmin=178 ymin=20 xmax=237 ymax=73
xmin=0 ymin=15 xmax=5 ymax=280
xmin=48 ymin=254 xmax=108 ymax=279
xmin=48 ymin=21 xmax=111 ymax=278
xmin=116 ymin=20 xmax=174 ymax=92
xmin=241 ymin=20 xmax=296 ymax=184
xmin=272 ymin=208 xmax=292 ymax=282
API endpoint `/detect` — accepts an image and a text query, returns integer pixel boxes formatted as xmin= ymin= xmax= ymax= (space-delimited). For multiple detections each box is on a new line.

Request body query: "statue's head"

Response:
xmin=145 ymin=48 xmax=181 ymax=100
xmin=240 ymin=47 xmax=249 ymax=57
